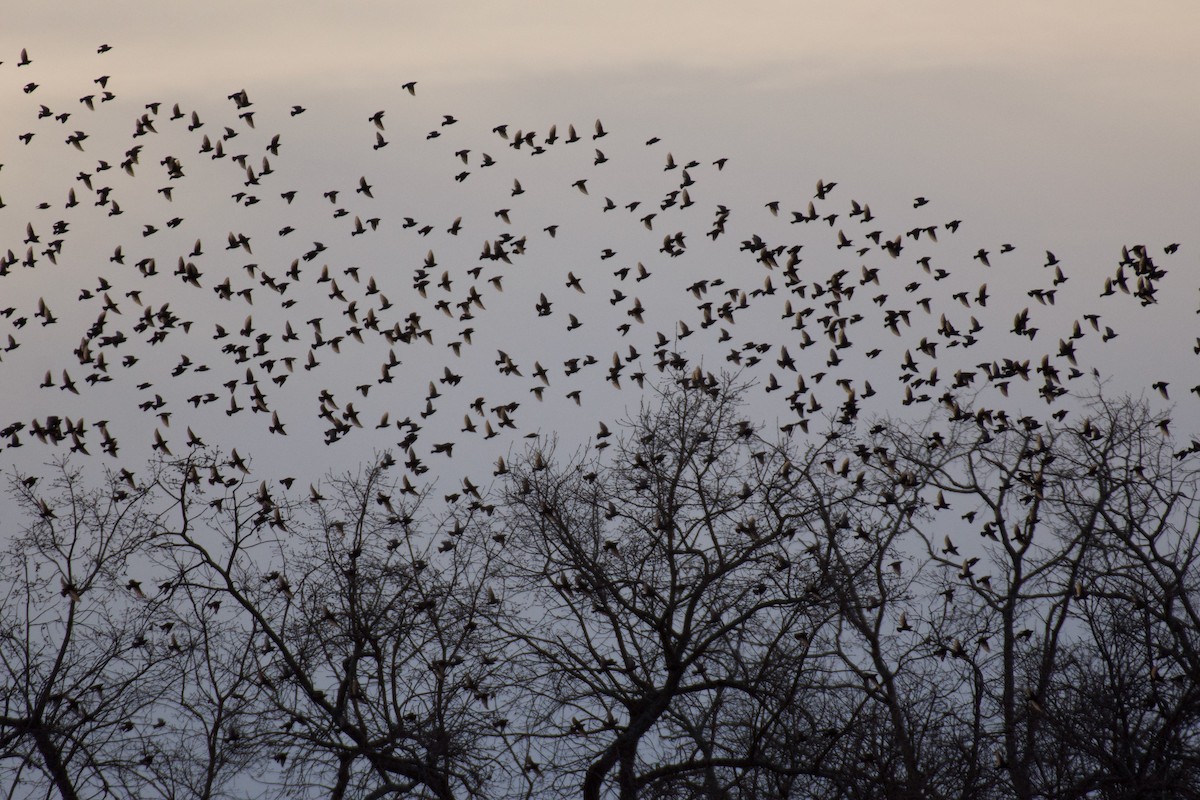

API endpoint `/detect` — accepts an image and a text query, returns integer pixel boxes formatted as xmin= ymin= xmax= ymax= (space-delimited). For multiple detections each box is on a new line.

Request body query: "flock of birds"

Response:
xmin=0 ymin=44 xmax=1194 ymax=496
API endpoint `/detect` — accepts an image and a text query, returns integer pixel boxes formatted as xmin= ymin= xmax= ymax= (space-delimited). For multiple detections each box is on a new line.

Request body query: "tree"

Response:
xmin=0 ymin=461 xmax=178 ymax=800
xmin=853 ymin=393 xmax=1200 ymax=799
xmin=5 ymin=386 xmax=1200 ymax=800
xmin=489 ymin=375 xmax=849 ymax=799
xmin=147 ymin=450 xmax=511 ymax=800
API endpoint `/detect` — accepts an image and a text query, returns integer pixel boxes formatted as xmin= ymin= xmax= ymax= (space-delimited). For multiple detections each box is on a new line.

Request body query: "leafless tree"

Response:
xmin=0 ymin=460 xmax=180 ymax=800
xmin=1025 ymin=397 xmax=1200 ymax=798
xmin=6 ymin=389 xmax=1200 ymax=800
xmin=488 ymin=376 xmax=854 ymax=799
xmin=860 ymin=393 xmax=1200 ymax=800
xmin=148 ymin=450 xmax=511 ymax=800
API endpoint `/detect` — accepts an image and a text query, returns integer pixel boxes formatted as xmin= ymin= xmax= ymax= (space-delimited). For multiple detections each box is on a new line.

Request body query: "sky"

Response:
xmin=1 ymin=2 xmax=1198 ymax=491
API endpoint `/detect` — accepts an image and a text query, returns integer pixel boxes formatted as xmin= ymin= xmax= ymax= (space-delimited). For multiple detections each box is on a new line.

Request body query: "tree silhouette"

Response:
xmin=489 ymin=377 xmax=844 ymax=799
xmin=146 ymin=452 xmax=510 ymax=800
xmin=0 ymin=462 xmax=178 ymax=799
xmin=4 ymin=385 xmax=1200 ymax=799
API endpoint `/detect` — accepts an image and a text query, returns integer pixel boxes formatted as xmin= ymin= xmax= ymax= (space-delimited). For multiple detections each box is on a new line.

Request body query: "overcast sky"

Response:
xmin=1 ymin=2 xmax=1197 ymax=489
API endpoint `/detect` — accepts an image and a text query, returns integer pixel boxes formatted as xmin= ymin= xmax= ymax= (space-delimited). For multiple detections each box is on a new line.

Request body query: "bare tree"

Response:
xmin=148 ymin=450 xmax=510 ymax=800
xmin=489 ymin=376 xmax=849 ymax=799
xmin=6 ymin=390 xmax=1200 ymax=800
xmin=861 ymin=393 xmax=1200 ymax=800
xmin=1028 ymin=397 xmax=1200 ymax=798
xmin=0 ymin=461 xmax=179 ymax=800
xmin=786 ymin=424 xmax=973 ymax=800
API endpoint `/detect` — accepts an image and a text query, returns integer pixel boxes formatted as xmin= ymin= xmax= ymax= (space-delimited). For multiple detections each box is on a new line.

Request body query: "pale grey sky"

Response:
xmin=1 ymin=2 xmax=1197 ymax=485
